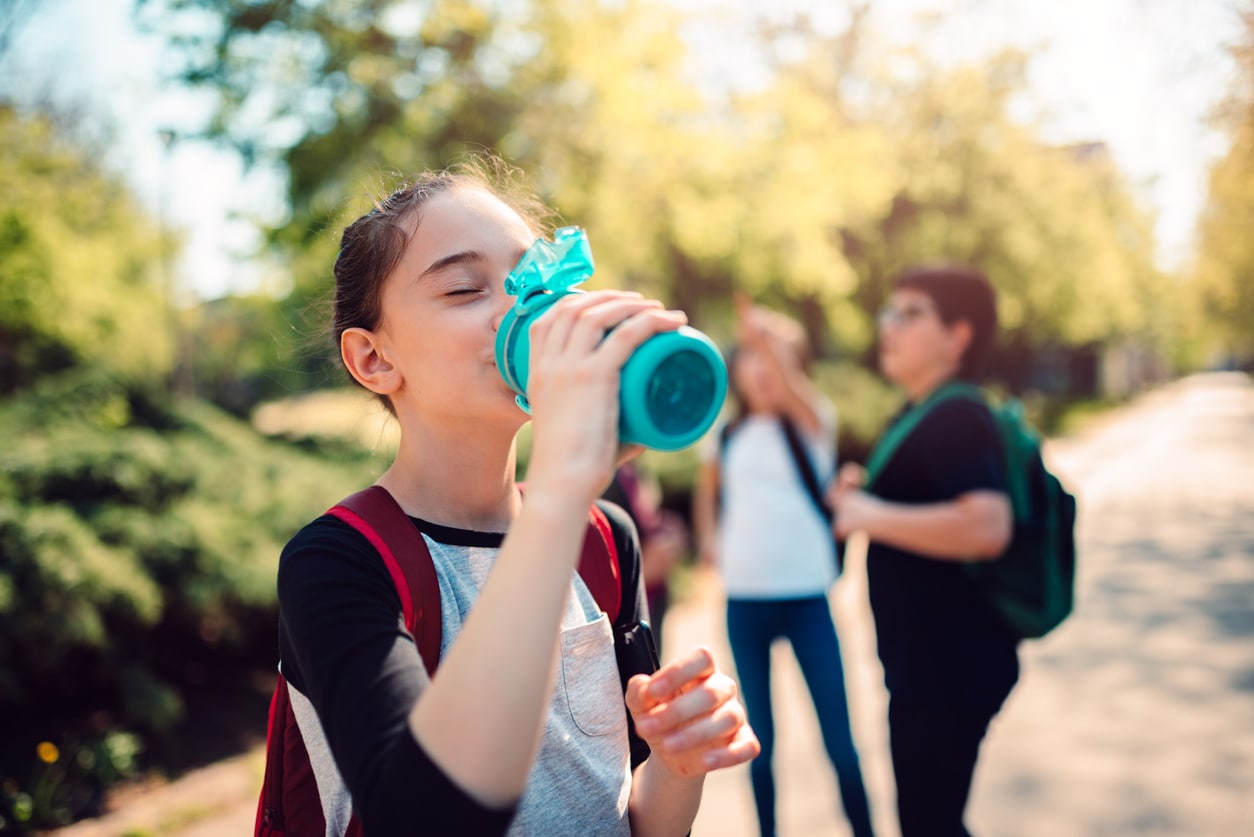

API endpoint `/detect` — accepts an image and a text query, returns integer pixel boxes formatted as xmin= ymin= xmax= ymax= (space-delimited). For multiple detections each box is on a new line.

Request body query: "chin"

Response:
xmin=878 ymin=352 xmax=896 ymax=377
xmin=879 ymin=357 xmax=908 ymax=388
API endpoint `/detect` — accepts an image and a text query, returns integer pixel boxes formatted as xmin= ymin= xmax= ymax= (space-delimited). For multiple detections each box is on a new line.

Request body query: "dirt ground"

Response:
xmin=49 ymin=372 xmax=1254 ymax=836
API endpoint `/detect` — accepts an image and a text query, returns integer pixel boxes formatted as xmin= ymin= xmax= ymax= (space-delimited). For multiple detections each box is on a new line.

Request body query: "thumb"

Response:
xmin=624 ymin=673 xmax=658 ymax=716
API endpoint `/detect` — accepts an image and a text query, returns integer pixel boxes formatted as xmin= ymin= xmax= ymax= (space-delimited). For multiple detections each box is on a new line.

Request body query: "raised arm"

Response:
xmin=692 ymin=457 xmax=721 ymax=570
xmin=408 ymin=292 xmax=685 ymax=805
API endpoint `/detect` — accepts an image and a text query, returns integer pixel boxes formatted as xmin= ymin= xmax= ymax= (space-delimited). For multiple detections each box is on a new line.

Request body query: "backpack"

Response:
xmin=719 ymin=416 xmax=844 ymax=574
xmin=255 ymin=486 xmax=654 ymax=837
xmin=863 ymin=382 xmax=1077 ymax=640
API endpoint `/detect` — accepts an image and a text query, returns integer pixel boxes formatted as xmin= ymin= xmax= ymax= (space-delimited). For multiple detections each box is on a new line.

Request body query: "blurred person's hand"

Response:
xmin=828 ymin=463 xmax=878 ymax=541
xmin=828 ymin=463 xmax=866 ymax=499
xmin=733 ymin=292 xmax=773 ymax=349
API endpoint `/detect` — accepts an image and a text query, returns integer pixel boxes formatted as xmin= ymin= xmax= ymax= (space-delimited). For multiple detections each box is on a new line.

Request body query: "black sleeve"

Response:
xmin=595 ymin=499 xmax=657 ymax=769
xmin=907 ymin=398 xmax=1008 ymax=501
xmin=277 ymin=517 xmax=517 ymax=835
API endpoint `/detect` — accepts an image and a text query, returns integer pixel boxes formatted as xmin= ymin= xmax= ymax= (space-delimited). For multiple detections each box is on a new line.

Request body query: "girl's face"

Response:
xmin=877 ymin=289 xmax=961 ymax=390
xmin=731 ymin=346 xmax=782 ymax=413
xmin=374 ymin=186 xmax=536 ymax=429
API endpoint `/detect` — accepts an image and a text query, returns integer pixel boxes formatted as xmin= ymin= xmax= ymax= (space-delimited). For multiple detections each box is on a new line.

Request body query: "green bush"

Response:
xmin=0 ymin=369 xmax=382 ymax=829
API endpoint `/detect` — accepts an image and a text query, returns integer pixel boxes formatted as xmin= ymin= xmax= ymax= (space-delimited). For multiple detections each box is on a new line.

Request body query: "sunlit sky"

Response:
xmin=1 ymin=0 xmax=1240 ymax=300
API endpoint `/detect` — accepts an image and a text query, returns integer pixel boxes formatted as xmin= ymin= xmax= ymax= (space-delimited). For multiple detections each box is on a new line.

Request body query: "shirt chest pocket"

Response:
xmin=558 ymin=614 xmax=624 ymax=737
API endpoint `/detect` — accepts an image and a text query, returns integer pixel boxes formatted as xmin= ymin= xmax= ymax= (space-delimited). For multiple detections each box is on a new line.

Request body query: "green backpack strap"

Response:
xmin=864 ymin=381 xmax=983 ymax=490
xmin=982 ymin=397 xmax=1036 ymax=523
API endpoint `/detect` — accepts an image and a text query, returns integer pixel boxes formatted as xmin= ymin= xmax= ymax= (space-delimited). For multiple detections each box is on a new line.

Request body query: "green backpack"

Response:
xmin=864 ymin=382 xmax=1077 ymax=639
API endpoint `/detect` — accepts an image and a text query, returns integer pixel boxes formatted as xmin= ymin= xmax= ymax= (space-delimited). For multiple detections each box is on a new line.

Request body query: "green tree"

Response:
xmin=833 ymin=49 xmax=1166 ymax=375
xmin=492 ymin=2 xmax=898 ymax=356
xmin=143 ymin=1 xmax=1172 ymax=403
xmin=140 ymin=0 xmax=603 ymax=401
xmin=1192 ymin=3 xmax=1254 ymax=358
xmin=0 ymin=106 xmax=173 ymax=392
xmin=139 ymin=0 xmax=542 ymax=279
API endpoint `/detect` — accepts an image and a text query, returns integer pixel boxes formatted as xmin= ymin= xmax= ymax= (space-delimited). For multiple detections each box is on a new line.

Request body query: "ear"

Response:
xmin=341 ymin=327 xmax=402 ymax=397
xmin=946 ymin=319 xmax=973 ymax=369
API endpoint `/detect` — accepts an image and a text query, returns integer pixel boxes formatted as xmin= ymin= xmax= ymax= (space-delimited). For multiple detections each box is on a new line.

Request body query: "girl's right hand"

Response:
xmin=521 ymin=291 xmax=686 ymax=507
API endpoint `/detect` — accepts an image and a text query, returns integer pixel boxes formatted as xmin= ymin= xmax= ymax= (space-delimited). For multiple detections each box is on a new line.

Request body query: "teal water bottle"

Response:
xmin=495 ymin=227 xmax=727 ymax=452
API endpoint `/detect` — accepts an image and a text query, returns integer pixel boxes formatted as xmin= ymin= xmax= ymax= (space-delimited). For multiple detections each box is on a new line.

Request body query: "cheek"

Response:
xmin=877 ymin=344 xmax=898 ymax=371
xmin=390 ymin=316 xmax=467 ymax=381
xmin=878 ymin=334 xmax=910 ymax=373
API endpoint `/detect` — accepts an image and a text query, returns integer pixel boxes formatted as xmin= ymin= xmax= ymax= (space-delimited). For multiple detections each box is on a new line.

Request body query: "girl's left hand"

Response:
xmin=625 ymin=647 xmax=760 ymax=778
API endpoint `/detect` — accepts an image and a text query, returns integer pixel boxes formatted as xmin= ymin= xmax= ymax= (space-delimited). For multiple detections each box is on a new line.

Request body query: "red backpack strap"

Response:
xmin=328 ymin=485 xmax=442 ymax=677
xmin=255 ymin=673 xmax=328 ymax=837
xmin=255 ymin=674 xmax=291 ymax=836
xmin=579 ymin=503 xmax=622 ymax=624
xmin=257 ymin=487 xmax=439 ymax=837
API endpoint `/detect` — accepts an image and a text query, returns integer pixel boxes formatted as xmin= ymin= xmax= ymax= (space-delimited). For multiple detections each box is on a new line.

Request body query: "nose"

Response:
xmin=491 ymin=286 xmax=514 ymax=334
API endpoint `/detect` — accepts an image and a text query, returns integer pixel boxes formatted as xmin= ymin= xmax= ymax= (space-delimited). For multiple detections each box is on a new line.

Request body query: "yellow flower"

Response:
xmin=36 ymin=742 xmax=59 ymax=764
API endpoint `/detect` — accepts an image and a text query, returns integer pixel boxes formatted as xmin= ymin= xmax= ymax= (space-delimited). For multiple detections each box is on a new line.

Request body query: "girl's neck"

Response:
xmin=379 ymin=418 xmax=521 ymax=532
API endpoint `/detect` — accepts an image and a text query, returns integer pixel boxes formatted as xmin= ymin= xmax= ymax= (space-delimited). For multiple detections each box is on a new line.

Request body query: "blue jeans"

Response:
xmin=727 ymin=596 xmax=874 ymax=837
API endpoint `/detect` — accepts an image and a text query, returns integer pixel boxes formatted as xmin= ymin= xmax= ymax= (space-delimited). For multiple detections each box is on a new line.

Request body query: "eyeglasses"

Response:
xmin=877 ymin=302 xmax=936 ymax=329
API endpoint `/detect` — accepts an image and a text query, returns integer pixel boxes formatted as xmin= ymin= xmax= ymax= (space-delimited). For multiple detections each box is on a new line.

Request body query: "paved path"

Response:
xmin=52 ymin=373 xmax=1254 ymax=836
xmin=681 ymin=371 xmax=1254 ymax=837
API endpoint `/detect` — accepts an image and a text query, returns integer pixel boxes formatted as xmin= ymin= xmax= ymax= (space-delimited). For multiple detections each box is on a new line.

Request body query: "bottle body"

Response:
xmin=495 ymin=293 xmax=727 ymax=452
xmin=495 ymin=226 xmax=727 ymax=452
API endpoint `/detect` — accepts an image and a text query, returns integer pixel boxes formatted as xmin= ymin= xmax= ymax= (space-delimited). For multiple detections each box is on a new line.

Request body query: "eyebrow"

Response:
xmin=419 ymin=250 xmax=482 ymax=280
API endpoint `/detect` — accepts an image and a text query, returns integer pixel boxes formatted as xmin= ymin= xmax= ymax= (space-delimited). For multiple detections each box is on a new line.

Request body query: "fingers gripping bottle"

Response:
xmin=495 ymin=227 xmax=728 ymax=452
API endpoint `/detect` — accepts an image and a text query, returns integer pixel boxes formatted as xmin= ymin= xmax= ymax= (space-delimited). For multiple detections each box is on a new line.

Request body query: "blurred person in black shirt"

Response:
xmin=827 ymin=264 xmax=1016 ymax=837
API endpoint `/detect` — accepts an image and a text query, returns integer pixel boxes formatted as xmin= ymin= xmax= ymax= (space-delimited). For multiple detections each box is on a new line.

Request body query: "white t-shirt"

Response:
xmin=702 ymin=404 xmax=838 ymax=599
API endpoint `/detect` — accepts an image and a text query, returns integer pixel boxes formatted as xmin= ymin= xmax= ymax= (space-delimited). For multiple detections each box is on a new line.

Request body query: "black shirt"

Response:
xmin=866 ymin=397 xmax=1019 ymax=714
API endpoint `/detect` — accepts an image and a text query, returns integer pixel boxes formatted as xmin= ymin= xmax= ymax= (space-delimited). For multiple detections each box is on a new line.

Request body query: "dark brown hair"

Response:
xmin=331 ymin=155 xmax=555 ymax=408
xmin=892 ymin=263 xmax=998 ymax=381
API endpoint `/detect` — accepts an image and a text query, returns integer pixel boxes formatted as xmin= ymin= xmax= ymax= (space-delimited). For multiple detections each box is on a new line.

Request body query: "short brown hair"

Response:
xmin=892 ymin=263 xmax=998 ymax=380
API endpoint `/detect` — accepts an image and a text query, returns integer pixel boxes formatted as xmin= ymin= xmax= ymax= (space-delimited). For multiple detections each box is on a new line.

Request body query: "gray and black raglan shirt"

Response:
xmin=276 ymin=500 xmax=647 ymax=836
